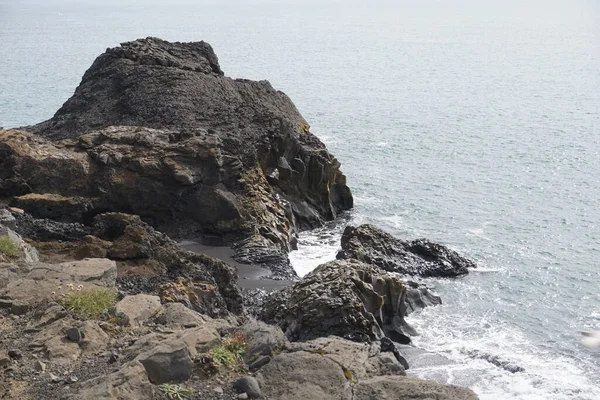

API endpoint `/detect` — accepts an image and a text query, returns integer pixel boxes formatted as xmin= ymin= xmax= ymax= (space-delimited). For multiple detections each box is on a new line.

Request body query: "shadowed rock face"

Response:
xmin=0 ymin=37 xmax=353 ymax=276
xmin=337 ymin=224 xmax=476 ymax=277
xmin=261 ymin=260 xmax=418 ymax=344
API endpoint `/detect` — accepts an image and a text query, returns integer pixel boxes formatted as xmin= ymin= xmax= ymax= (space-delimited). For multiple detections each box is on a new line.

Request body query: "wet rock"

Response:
xmin=337 ymin=224 xmax=476 ymax=277
xmin=114 ymin=294 xmax=162 ymax=327
xmin=380 ymin=337 xmax=409 ymax=370
xmin=262 ymin=260 xmax=417 ymax=343
xmin=233 ymin=376 xmax=262 ymax=398
xmin=137 ymin=341 xmax=194 ymax=384
xmin=10 ymin=211 xmax=92 ymax=242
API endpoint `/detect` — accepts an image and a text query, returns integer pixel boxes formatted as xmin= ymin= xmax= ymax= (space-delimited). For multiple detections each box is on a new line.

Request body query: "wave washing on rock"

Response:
xmin=0 ymin=38 xmax=480 ymax=399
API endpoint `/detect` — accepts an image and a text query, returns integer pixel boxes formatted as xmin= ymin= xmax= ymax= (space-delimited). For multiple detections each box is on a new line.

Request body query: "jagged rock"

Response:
xmin=0 ymin=224 xmax=39 ymax=264
xmin=114 ymin=294 xmax=162 ymax=327
xmin=233 ymin=376 xmax=262 ymax=399
xmin=10 ymin=210 xmax=92 ymax=242
xmin=67 ymin=361 xmax=154 ymax=399
xmin=261 ymin=260 xmax=417 ymax=344
xmin=0 ymin=209 xmax=16 ymax=229
xmin=337 ymin=224 xmax=476 ymax=277
xmin=137 ymin=340 xmax=195 ymax=384
xmin=94 ymin=212 xmax=242 ymax=317
xmin=353 ymin=376 xmax=479 ymax=400
xmin=404 ymin=280 xmax=442 ymax=313
xmin=0 ymin=37 xmax=353 ymax=278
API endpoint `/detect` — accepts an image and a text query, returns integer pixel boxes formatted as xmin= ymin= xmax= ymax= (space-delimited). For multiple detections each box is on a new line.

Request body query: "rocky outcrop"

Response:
xmin=261 ymin=259 xmax=419 ymax=344
xmin=0 ymin=37 xmax=353 ymax=277
xmin=337 ymin=224 xmax=476 ymax=277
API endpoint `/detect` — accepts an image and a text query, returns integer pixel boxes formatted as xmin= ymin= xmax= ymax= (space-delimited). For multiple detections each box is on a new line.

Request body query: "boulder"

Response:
xmin=255 ymin=351 xmax=352 ymax=400
xmin=79 ymin=320 xmax=110 ymax=353
xmin=233 ymin=376 xmax=262 ymax=399
xmin=337 ymin=224 xmax=476 ymax=277
xmin=114 ymin=294 xmax=162 ymax=327
xmin=261 ymin=260 xmax=417 ymax=343
xmin=155 ymin=302 xmax=207 ymax=328
xmin=68 ymin=361 xmax=154 ymax=399
xmin=137 ymin=340 xmax=195 ymax=384
xmin=1 ymin=37 xmax=353 ymax=277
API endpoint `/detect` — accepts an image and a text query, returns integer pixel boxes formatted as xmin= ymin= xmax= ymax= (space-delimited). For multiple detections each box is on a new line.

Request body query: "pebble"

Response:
xmin=213 ymin=386 xmax=224 ymax=394
xmin=66 ymin=376 xmax=79 ymax=384
xmin=66 ymin=327 xmax=82 ymax=342
xmin=34 ymin=360 xmax=46 ymax=372
xmin=49 ymin=373 xmax=61 ymax=383
xmin=238 ymin=394 xmax=248 ymax=400
xmin=8 ymin=350 xmax=22 ymax=360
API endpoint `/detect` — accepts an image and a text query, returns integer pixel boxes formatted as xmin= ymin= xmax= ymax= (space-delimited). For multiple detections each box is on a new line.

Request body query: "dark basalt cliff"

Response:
xmin=0 ymin=37 xmax=353 ymax=276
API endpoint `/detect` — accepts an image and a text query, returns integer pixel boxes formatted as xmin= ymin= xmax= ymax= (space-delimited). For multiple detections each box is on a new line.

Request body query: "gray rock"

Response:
xmin=233 ymin=376 xmax=262 ymax=398
xmin=68 ymin=361 xmax=154 ymax=398
xmin=262 ymin=260 xmax=417 ymax=344
xmin=337 ymin=224 xmax=476 ymax=277
xmin=10 ymin=301 xmax=29 ymax=316
xmin=114 ymin=294 xmax=162 ymax=327
xmin=79 ymin=321 xmax=109 ymax=354
xmin=238 ymin=394 xmax=248 ymax=400
xmin=353 ymin=376 xmax=479 ymax=400
xmin=34 ymin=360 xmax=46 ymax=371
xmin=0 ymin=353 xmax=11 ymax=367
xmin=8 ymin=350 xmax=22 ymax=359
xmin=235 ymin=319 xmax=287 ymax=363
xmin=67 ymin=327 xmax=83 ymax=342
xmin=137 ymin=340 xmax=194 ymax=384
xmin=256 ymin=351 xmax=351 ymax=400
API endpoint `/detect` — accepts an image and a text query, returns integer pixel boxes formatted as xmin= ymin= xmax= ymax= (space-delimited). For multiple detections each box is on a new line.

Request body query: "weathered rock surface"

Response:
xmin=261 ymin=259 xmax=417 ymax=344
xmin=67 ymin=361 xmax=154 ymax=399
xmin=337 ymin=224 xmax=476 ymax=277
xmin=0 ymin=37 xmax=353 ymax=278
xmin=354 ymin=376 xmax=479 ymax=400
xmin=114 ymin=294 xmax=162 ymax=327
xmin=0 ymin=258 xmax=116 ymax=309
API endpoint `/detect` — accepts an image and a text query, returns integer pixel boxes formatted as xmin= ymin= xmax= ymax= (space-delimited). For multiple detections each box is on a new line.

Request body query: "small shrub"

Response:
xmin=158 ymin=383 xmax=193 ymax=400
xmin=58 ymin=286 xmax=118 ymax=319
xmin=203 ymin=332 xmax=248 ymax=369
xmin=0 ymin=236 xmax=19 ymax=258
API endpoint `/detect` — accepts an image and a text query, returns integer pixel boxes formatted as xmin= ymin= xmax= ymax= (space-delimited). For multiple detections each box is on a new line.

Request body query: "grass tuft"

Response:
xmin=0 ymin=236 xmax=19 ymax=258
xmin=59 ymin=286 xmax=118 ymax=319
xmin=205 ymin=332 xmax=248 ymax=369
xmin=158 ymin=383 xmax=193 ymax=400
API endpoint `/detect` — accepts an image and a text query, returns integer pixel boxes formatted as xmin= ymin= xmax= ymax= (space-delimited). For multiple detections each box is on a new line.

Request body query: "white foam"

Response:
xmin=407 ymin=306 xmax=600 ymax=400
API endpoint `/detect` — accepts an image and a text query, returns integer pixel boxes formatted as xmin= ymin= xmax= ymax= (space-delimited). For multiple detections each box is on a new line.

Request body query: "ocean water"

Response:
xmin=1 ymin=0 xmax=599 ymax=398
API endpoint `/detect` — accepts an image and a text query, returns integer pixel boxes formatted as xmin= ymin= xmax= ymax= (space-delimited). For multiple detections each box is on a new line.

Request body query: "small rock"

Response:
xmin=10 ymin=301 xmax=30 ymax=316
xmin=248 ymin=355 xmax=271 ymax=372
xmin=8 ymin=350 xmax=22 ymax=360
xmin=108 ymin=351 xmax=119 ymax=364
xmin=213 ymin=386 xmax=224 ymax=394
xmin=34 ymin=360 xmax=46 ymax=371
xmin=66 ymin=375 xmax=79 ymax=384
xmin=0 ymin=299 xmax=12 ymax=309
xmin=233 ymin=376 xmax=262 ymax=398
xmin=66 ymin=327 xmax=83 ymax=342
xmin=238 ymin=394 xmax=249 ymax=400
xmin=0 ymin=354 xmax=11 ymax=368
xmin=49 ymin=372 xmax=61 ymax=383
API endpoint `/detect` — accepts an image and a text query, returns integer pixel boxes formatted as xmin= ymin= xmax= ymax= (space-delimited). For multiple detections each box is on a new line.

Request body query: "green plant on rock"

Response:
xmin=0 ymin=236 xmax=19 ymax=258
xmin=203 ymin=332 xmax=248 ymax=369
xmin=58 ymin=286 xmax=118 ymax=319
xmin=158 ymin=383 xmax=193 ymax=400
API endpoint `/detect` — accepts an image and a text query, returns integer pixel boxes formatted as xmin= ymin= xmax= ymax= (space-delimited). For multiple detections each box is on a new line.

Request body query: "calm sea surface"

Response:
xmin=1 ymin=1 xmax=599 ymax=398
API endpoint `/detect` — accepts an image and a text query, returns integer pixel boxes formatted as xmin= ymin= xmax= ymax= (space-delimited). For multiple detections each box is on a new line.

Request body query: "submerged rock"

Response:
xmin=261 ymin=259 xmax=417 ymax=344
xmin=337 ymin=224 xmax=476 ymax=277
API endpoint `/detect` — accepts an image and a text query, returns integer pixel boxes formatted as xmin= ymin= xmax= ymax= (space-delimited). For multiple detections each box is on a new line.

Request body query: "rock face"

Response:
xmin=0 ymin=37 xmax=353 ymax=276
xmin=337 ymin=224 xmax=476 ymax=277
xmin=261 ymin=260 xmax=418 ymax=344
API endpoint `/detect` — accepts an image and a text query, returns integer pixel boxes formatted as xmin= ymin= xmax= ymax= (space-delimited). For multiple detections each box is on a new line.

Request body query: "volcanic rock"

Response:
xmin=337 ymin=224 xmax=476 ymax=277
